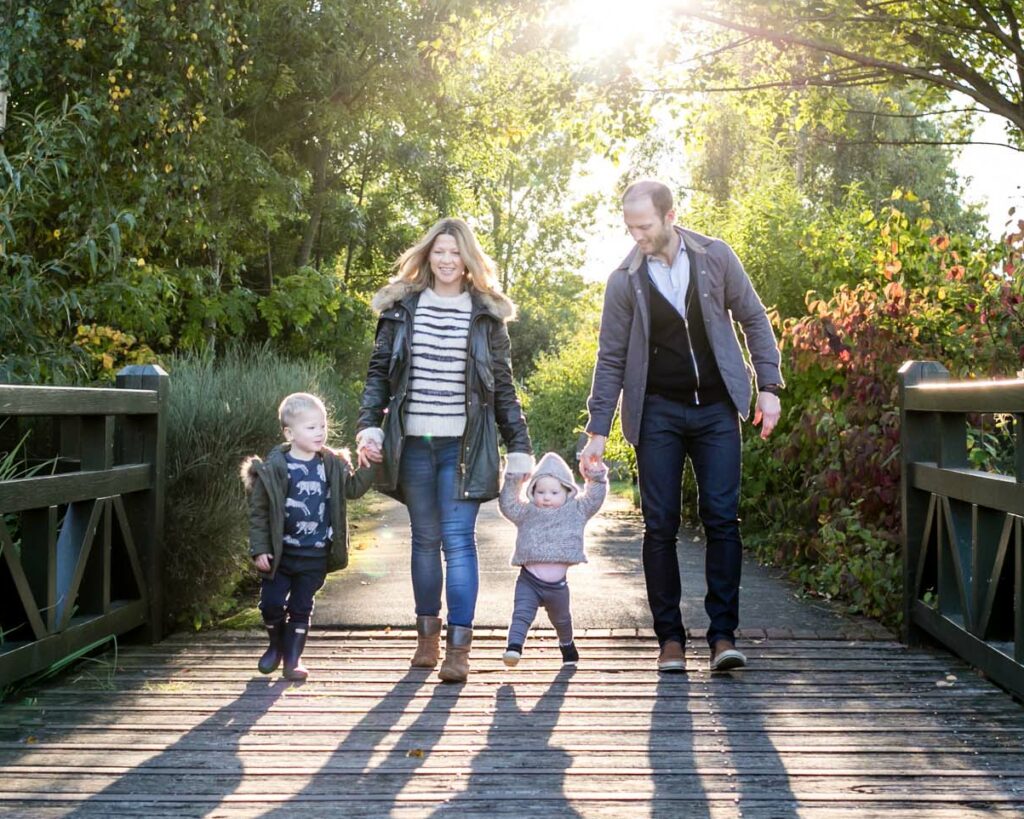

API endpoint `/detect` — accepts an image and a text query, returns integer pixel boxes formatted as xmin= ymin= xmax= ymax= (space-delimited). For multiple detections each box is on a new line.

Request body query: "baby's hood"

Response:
xmin=526 ymin=452 xmax=579 ymax=499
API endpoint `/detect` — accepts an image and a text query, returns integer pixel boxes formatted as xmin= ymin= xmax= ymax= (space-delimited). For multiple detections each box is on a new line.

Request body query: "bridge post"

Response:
xmin=898 ymin=360 xmax=950 ymax=645
xmin=116 ymin=365 xmax=169 ymax=642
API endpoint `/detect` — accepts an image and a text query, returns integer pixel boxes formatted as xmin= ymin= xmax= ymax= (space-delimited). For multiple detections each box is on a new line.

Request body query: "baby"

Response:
xmin=498 ymin=451 xmax=607 ymax=666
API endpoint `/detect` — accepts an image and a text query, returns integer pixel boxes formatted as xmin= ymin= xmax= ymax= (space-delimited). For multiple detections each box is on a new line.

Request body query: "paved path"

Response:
xmin=316 ymin=492 xmax=892 ymax=644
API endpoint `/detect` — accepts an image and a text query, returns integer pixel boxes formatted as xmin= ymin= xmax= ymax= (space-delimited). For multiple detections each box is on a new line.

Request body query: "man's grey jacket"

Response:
xmin=586 ymin=226 xmax=783 ymax=446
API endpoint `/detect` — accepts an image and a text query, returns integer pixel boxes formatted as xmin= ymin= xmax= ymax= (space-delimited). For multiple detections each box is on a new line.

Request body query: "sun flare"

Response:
xmin=553 ymin=0 xmax=688 ymax=64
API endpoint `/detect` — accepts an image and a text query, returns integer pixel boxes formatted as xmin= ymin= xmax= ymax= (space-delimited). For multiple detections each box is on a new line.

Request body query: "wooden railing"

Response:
xmin=900 ymin=360 xmax=1024 ymax=699
xmin=0 ymin=365 xmax=167 ymax=687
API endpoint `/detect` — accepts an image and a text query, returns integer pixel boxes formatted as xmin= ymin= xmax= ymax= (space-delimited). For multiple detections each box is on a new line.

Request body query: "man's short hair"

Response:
xmin=622 ymin=180 xmax=674 ymax=219
xmin=278 ymin=392 xmax=327 ymax=428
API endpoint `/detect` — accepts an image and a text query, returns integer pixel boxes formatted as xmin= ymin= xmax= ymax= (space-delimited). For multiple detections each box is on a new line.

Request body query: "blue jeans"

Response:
xmin=399 ymin=436 xmax=482 ymax=627
xmin=635 ymin=394 xmax=743 ymax=648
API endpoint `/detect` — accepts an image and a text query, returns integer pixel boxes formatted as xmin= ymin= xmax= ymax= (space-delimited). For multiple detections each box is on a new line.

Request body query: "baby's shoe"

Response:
xmin=559 ymin=641 xmax=579 ymax=666
xmin=502 ymin=643 xmax=523 ymax=668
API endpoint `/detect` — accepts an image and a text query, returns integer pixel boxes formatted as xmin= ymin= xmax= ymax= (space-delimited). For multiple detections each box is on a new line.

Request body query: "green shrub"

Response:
xmin=522 ymin=325 xmax=634 ymax=480
xmin=743 ymin=194 xmax=1022 ymax=629
xmin=162 ymin=344 xmax=363 ymax=629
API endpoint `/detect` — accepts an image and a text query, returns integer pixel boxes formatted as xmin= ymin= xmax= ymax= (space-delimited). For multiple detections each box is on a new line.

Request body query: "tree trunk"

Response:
xmin=297 ymin=141 xmax=331 ymax=269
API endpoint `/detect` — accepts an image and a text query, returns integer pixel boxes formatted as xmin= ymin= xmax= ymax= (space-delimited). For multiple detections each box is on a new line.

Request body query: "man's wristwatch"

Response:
xmin=759 ymin=383 xmax=783 ymax=396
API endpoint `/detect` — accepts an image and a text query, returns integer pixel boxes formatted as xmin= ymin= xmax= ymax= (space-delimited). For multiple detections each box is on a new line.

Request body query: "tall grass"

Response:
xmin=162 ymin=344 xmax=362 ymax=629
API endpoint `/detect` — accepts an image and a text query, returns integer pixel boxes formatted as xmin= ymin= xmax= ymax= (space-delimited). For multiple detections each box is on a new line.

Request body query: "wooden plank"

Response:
xmin=2 ymin=634 xmax=1022 ymax=817
xmin=913 ymin=601 xmax=1024 ymax=700
xmin=910 ymin=462 xmax=1024 ymax=516
xmin=0 ymin=386 xmax=157 ymax=416
xmin=903 ymin=379 xmax=1024 ymax=413
xmin=0 ymin=517 xmax=48 ymax=641
xmin=0 ymin=602 xmax=146 ymax=688
xmin=0 ymin=466 xmax=150 ymax=513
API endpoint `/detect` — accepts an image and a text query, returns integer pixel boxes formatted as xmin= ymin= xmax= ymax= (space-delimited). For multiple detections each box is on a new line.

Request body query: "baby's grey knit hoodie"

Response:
xmin=499 ymin=451 xmax=607 ymax=566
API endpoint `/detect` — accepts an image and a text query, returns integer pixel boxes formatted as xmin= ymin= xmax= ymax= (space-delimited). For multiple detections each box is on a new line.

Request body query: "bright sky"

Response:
xmin=553 ymin=1 xmax=1024 ymax=282
xmin=954 ymin=110 xmax=1024 ymax=238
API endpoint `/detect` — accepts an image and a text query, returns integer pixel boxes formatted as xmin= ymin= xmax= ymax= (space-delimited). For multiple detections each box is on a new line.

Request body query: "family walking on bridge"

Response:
xmin=242 ymin=179 xmax=784 ymax=683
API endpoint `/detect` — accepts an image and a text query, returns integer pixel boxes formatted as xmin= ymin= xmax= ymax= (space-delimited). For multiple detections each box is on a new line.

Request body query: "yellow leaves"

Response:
xmin=136 ymin=257 xmax=146 ymax=267
xmin=406 ymin=748 xmax=424 ymax=758
xmin=164 ymin=164 xmax=174 ymax=173
xmin=65 ymin=37 xmax=86 ymax=50
xmin=883 ymin=260 xmax=901 ymax=278
xmin=930 ymin=234 xmax=950 ymax=251
xmin=52 ymin=229 xmax=61 ymax=239
xmin=74 ymin=324 xmax=158 ymax=381
xmin=186 ymin=64 xmax=196 ymax=80
xmin=190 ymin=32 xmax=199 ymax=41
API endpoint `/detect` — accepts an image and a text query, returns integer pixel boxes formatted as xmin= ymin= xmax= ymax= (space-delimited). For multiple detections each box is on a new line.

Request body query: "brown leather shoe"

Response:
xmin=656 ymin=639 xmax=686 ymax=672
xmin=710 ymin=639 xmax=747 ymax=671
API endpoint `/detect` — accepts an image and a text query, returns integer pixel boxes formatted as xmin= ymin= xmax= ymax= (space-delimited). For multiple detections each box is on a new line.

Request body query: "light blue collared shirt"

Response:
xmin=646 ymin=240 xmax=690 ymax=318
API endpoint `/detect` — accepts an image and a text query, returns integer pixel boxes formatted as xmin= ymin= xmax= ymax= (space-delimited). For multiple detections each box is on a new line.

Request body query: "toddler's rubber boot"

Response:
xmin=283 ymin=622 xmax=309 ymax=681
xmin=257 ymin=621 xmax=285 ymax=674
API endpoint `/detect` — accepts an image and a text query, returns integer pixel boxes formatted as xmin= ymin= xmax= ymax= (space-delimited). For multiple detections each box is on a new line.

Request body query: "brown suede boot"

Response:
xmin=437 ymin=625 xmax=472 ymax=683
xmin=410 ymin=615 xmax=442 ymax=668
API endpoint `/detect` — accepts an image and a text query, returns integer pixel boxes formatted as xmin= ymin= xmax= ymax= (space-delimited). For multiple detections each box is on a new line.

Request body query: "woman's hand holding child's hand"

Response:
xmin=357 ymin=441 xmax=383 ymax=469
xmin=253 ymin=554 xmax=272 ymax=573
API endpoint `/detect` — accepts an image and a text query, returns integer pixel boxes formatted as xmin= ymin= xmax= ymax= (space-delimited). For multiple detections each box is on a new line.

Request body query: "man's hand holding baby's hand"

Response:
xmin=253 ymin=554 xmax=272 ymax=573
xmin=581 ymin=454 xmax=608 ymax=481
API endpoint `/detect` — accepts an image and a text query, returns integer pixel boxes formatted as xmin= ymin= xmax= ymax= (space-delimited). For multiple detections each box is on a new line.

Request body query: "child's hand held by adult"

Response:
xmin=357 ymin=441 xmax=383 ymax=468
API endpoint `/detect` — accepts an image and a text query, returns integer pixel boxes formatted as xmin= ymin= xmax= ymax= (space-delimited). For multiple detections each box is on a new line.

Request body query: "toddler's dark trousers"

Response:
xmin=259 ymin=553 xmax=327 ymax=627
xmin=507 ymin=567 xmax=573 ymax=647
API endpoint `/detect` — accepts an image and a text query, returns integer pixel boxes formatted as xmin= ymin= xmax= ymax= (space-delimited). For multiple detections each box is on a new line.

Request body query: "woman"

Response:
xmin=356 ymin=218 xmax=533 ymax=682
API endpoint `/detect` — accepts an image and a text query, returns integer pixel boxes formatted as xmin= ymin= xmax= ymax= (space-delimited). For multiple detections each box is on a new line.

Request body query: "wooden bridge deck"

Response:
xmin=1 ymin=629 xmax=1023 ymax=817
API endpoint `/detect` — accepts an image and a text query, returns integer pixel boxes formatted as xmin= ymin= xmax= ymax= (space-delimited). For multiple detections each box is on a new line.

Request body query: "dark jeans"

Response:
xmin=399 ymin=435 xmax=482 ymax=628
xmin=635 ymin=394 xmax=742 ymax=648
xmin=259 ymin=553 xmax=327 ymax=627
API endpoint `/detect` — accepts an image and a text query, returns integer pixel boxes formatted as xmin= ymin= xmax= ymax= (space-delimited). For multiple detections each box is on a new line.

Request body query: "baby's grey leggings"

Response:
xmin=507 ymin=567 xmax=573 ymax=647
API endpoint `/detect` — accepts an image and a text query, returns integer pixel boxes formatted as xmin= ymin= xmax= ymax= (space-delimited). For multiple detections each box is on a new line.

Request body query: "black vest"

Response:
xmin=645 ymin=255 xmax=727 ymax=406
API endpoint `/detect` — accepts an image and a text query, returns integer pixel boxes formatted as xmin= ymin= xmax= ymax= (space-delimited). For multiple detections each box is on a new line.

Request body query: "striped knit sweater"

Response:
xmin=405 ymin=288 xmax=471 ymax=437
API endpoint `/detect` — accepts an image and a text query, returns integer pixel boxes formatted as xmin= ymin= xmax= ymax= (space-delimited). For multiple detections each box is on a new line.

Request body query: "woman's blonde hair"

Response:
xmin=393 ymin=218 xmax=505 ymax=301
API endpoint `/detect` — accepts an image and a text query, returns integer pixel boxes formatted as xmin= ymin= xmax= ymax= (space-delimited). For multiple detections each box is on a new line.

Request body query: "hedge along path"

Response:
xmin=0 ymin=497 xmax=1022 ymax=815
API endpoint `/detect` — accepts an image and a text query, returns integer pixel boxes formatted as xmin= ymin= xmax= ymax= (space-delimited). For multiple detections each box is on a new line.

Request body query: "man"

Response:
xmin=579 ymin=179 xmax=782 ymax=672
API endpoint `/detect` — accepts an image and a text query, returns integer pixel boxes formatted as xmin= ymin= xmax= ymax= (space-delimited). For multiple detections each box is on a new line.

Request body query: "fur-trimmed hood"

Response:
xmin=370 ymin=280 xmax=516 ymax=322
xmin=240 ymin=444 xmax=352 ymax=493
xmin=240 ymin=453 xmax=264 ymax=493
